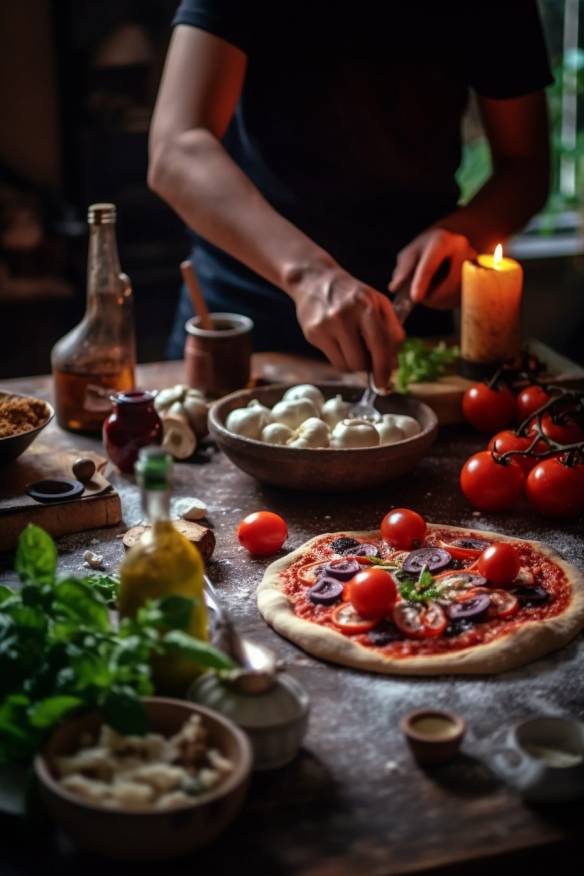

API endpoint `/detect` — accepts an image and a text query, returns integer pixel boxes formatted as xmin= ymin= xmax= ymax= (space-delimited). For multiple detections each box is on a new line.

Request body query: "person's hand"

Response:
xmin=388 ymin=228 xmax=476 ymax=309
xmin=291 ymin=266 xmax=405 ymax=389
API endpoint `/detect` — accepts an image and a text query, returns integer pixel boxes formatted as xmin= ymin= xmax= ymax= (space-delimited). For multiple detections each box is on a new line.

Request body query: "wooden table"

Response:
xmin=1 ymin=357 xmax=584 ymax=876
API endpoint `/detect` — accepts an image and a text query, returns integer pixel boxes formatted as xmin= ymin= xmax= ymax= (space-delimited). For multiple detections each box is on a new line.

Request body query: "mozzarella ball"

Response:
xmin=287 ymin=417 xmax=330 ymax=449
xmin=282 ymin=384 xmax=325 ymax=412
xmin=271 ymin=397 xmax=318 ymax=430
xmin=321 ymin=394 xmax=352 ymax=428
xmin=261 ymin=422 xmax=294 ymax=445
xmin=392 ymin=414 xmax=421 ymax=438
xmin=226 ymin=406 xmax=270 ymax=439
xmin=375 ymin=414 xmax=406 ymax=446
xmin=330 ymin=419 xmax=380 ymax=449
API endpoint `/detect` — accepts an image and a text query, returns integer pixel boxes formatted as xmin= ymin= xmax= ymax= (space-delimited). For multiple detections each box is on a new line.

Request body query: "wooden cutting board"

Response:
xmin=0 ymin=444 xmax=121 ymax=550
xmin=400 ymin=339 xmax=584 ymax=425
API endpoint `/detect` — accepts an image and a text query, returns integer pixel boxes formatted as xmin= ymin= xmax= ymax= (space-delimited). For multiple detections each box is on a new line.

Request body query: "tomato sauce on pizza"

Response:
xmin=281 ymin=526 xmax=571 ymax=659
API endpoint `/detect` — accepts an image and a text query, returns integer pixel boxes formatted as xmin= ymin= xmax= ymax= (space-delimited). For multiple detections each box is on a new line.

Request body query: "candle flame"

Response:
xmin=494 ymin=243 xmax=503 ymax=266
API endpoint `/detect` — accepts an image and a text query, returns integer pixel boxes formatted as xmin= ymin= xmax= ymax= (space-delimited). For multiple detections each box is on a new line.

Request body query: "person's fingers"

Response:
xmin=424 ymin=251 xmax=467 ymax=309
xmin=388 ymin=244 xmax=419 ymax=292
xmin=360 ymin=308 xmax=395 ymax=389
xmin=334 ymin=318 xmax=370 ymax=373
xmin=410 ymin=236 xmax=448 ymax=303
xmin=313 ymin=333 xmax=349 ymax=373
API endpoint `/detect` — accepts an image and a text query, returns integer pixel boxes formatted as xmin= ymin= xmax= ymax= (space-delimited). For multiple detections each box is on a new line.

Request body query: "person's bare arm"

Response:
xmin=149 ymin=26 xmax=403 ymax=385
xmin=389 ymin=91 xmax=550 ymax=307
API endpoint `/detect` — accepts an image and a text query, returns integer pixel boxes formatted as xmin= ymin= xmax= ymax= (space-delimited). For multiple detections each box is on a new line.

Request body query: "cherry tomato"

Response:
xmin=516 ymin=385 xmax=551 ymax=421
xmin=526 ymin=458 xmax=584 ymax=518
xmin=380 ymin=508 xmax=426 ymax=550
xmin=486 ymin=589 xmax=519 ymax=620
xmin=460 ymin=451 xmax=525 ymax=512
xmin=349 ymin=568 xmax=398 ymax=619
xmin=488 ymin=430 xmax=542 ymax=476
xmin=462 ymin=383 xmax=516 ymax=433
xmin=237 ymin=511 xmax=288 ymax=556
xmin=331 ymin=603 xmax=375 ymax=635
xmin=392 ymin=601 xmax=447 ymax=639
xmin=478 ymin=542 xmax=520 ymax=586
xmin=528 ymin=414 xmax=584 ymax=446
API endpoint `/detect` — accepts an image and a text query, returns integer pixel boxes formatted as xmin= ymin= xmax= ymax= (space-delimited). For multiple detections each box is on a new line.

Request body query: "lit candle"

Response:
xmin=461 ymin=244 xmax=523 ymax=378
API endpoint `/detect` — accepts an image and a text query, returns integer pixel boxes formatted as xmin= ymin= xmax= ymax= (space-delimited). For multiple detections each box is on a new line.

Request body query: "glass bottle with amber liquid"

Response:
xmin=51 ymin=203 xmax=135 ymax=432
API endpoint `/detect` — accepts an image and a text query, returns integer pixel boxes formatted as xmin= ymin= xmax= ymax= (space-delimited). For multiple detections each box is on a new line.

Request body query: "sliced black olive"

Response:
xmin=323 ymin=559 xmax=361 ymax=581
xmin=451 ymin=538 xmax=490 ymax=550
xmin=367 ymin=620 xmax=404 ymax=646
xmin=330 ymin=536 xmax=360 ymax=554
xmin=308 ymin=577 xmax=344 ymax=606
xmin=444 ymin=618 xmax=474 ymax=637
xmin=447 ymin=593 xmax=491 ymax=621
xmin=511 ymin=585 xmax=549 ymax=606
xmin=344 ymin=542 xmax=380 ymax=558
xmin=403 ymin=547 xmax=451 ymax=574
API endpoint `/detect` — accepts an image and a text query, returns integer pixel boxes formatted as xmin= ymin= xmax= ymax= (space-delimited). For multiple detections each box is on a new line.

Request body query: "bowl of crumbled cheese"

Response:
xmin=0 ymin=391 xmax=54 ymax=466
xmin=34 ymin=697 xmax=252 ymax=860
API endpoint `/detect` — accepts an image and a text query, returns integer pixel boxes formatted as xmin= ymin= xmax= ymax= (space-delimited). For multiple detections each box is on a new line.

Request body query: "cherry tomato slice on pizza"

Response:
xmin=392 ymin=601 xmax=447 ymax=639
xmin=486 ymin=589 xmax=519 ymax=620
xmin=439 ymin=540 xmax=485 ymax=561
xmin=331 ymin=604 xmax=376 ymax=635
xmin=298 ymin=561 xmax=327 ymax=585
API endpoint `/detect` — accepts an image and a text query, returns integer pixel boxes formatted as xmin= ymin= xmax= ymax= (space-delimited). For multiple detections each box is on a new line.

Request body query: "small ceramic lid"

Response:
xmin=189 ymin=672 xmax=309 ymax=730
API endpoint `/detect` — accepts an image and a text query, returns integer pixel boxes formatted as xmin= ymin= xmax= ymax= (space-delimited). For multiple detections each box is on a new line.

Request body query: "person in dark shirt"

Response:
xmin=150 ymin=1 xmax=552 ymax=388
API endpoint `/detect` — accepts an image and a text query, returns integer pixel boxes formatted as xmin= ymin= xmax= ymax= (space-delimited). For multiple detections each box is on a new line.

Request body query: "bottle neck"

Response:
xmin=142 ymin=487 xmax=171 ymax=525
xmin=86 ymin=223 xmax=121 ymax=303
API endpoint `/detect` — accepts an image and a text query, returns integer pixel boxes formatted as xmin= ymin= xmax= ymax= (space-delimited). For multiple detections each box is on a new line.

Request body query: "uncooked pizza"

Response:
xmin=258 ymin=513 xmax=584 ymax=675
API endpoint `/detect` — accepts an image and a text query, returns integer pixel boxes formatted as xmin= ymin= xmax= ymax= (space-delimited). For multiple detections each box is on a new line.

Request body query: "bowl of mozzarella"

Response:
xmin=209 ymin=383 xmax=438 ymax=491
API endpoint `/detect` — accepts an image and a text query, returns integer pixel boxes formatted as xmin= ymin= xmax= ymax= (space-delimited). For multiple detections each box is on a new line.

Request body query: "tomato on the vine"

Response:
xmin=516 ymin=385 xmax=551 ymax=421
xmin=460 ymin=451 xmax=525 ymax=512
xmin=478 ymin=542 xmax=520 ymax=586
xmin=462 ymin=383 xmax=516 ymax=433
xmin=526 ymin=458 xmax=584 ymax=518
xmin=488 ymin=430 xmax=541 ymax=476
xmin=528 ymin=414 xmax=584 ymax=446
xmin=237 ymin=511 xmax=288 ymax=556
xmin=380 ymin=508 xmax=426 ymax=550
xmin=349 ymin=568 xmax=397 ymax=619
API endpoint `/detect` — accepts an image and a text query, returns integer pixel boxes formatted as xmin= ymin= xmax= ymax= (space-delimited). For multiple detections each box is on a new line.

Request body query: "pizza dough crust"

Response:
xmin=257 ymin=525 xmax=584 ymax=675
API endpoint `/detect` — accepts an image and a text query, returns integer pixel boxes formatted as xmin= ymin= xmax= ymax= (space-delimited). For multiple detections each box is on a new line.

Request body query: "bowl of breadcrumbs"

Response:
xmin=0 ymin=391 xmax=54 ymax=465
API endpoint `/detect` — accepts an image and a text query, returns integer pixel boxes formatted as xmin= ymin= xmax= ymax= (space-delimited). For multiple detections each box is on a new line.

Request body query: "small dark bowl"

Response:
xmin=0 ymin=391 xmax=54 ymax=466
xmin=209 ymin=383 xmax=438 ymax=491
xmin=400 ymin=708 xmax=466 ymax=765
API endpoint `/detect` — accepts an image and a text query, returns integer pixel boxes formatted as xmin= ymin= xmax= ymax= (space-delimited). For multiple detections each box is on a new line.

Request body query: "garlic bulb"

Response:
xmin=271 ymin=397 xmax=318 ymax=430
xmin=182 ymin=393 xmax=208 ymax=438
xmin=375 ymin=414 xmax=406 ymax=446
xmin=225 ymin=406 xmax=270 ymax=439
xmin=330 ymin=419 xmax=380 ymax=449
xmin=287 ymin=417 xmax=330 ymax=449
xmin=282 ymin=384 xmax=325 ymax=413
xmin=261 ymin=422 xmax=293 ymax=445
xmin=391 ymin=414 xmax=421 ymax=438
xmin=161 ymin=414 xmax=197 ymax=459
xmin=321 ymin=394 xmax=352 ymax=428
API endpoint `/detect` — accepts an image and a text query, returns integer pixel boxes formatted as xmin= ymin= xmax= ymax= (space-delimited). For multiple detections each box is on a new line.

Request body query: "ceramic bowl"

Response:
xmin=0 ymin=391 xmax=54 ymax=466
xmin=209 ymin=383 xmax=438 ymax=491
xmin=35 ymin=697 xmax=253 ymax=861
xmin=400 ymin=708 xmax=466 ymax=765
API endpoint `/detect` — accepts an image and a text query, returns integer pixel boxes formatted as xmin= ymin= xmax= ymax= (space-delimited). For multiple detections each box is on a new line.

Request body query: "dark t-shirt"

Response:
xmin=171 ymin=1 xmax=552 ymax=353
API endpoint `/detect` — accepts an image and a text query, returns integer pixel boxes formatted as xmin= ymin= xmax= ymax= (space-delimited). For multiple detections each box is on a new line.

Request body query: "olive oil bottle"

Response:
xmin=119 ymin=447 xmax=208 ymax=694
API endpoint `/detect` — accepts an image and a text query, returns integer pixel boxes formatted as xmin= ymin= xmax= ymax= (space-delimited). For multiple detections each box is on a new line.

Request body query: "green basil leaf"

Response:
xmin=15 ymin=525 xmax=57 ymax=587
xmin=158 ymin=595 xmax=197 ymax=631
xmin=162 ymin=630 xmax=236 ymax=670
xmin=84 ymin=574 xmax=119 ymax=607
xmin=102 ymin=689 xmax=149 ymax=736
xmin=53 ymin=578 xmax=109 ymax=632
xmin=0 ymin=586 xmax=14 ymax=605
xmin=28 ymin=696 xmax=82 ymax=729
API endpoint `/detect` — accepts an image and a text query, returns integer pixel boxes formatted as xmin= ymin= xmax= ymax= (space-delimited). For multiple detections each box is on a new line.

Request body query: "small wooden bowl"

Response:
xmin=400 ymin=709 xmax=466 ymax=766
xmin=0 ymin=392 xmax=54 ymax=466
xmin=209 ymin=383 xmax=438 ymax=491
xmin=35 ymin=697 xmax=252 ymax=861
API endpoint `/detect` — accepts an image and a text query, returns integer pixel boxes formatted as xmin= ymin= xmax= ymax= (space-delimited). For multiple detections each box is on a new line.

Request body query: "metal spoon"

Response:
xmin=349 ymin=371 xmax=378 ymax=420
xmin=204 ymin=575 xmax=277 ymax=693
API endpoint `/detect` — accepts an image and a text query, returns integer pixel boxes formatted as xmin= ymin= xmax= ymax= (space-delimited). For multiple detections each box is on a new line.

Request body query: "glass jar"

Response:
xmin=102 ymin=390 xmax=162 ymax=473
